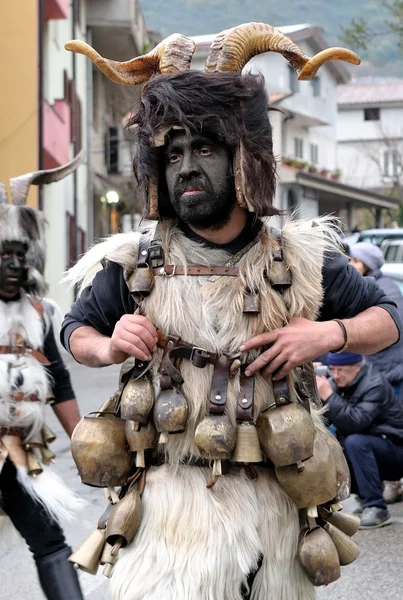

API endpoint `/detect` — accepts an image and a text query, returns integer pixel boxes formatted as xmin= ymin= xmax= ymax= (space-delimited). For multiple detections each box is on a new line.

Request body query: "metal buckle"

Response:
xmin=190 ymin=346 xmax=209 ymax=365
xmin=159 ymin=264 xmax=177 ymax=278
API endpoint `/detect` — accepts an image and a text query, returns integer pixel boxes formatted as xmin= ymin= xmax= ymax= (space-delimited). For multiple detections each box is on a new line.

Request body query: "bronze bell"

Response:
xmin=231 ymin=423 xmax=263 ymax=463
xmin=324 ymin=510 xmax=360 ymax=537
xmin=323 ymin=522 xmax=360 ymax=566
xmin=27 ymin=449 xmax=43 ymax=477
xmin=243 ymin=289 xmax=260 ymax=314
xmin=120 ymin=377 xmax=155 ymax=424
xmin=321 ymin=428 xmax=351 ymax=501
xmin=24 ymin=429 xmax=45 ymax=449
xmin=298 ymin=526 xmax=341 ymax=586
xmin=257 ymin=403 xmax=315 ymax=467
xmin=153 ymin=389 xmax=188 ymax=436
xmin=194 ymin=415 xmax=236 ymax=459
xmin=40 ymin=446 xmax=56 ymax=465
xmin=106 ymin=489 xmax=142 ymax=548
xmin=125 ymin=420 xmax=158 ymax=467
xmin=71 ymin=413 xmax=133 ymax=487
xmin=129 ymin=265 xmax=154 ymax=297
xmin=275 ymin=432 xmax=337 ymax=508
xmin=69 ymin=528 xmax=106 ymax=575
xmin=41 ymin=423 xmax=56 ymax=445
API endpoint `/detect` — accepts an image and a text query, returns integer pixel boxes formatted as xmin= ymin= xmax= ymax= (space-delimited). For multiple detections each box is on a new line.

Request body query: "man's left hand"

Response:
xmin=316 ymin=375 xmax=333 ymax=401
xmin=240 ymin=317 xmax=343 ymax=380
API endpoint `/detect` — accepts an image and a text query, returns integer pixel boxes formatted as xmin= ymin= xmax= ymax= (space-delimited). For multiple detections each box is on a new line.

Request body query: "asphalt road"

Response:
xmin=1 ymin=353 xmax=403 ymax=599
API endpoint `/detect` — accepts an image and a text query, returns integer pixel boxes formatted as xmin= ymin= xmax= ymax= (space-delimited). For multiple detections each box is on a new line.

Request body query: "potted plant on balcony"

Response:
xmin=331 ymin=169 xmax=341 ymax=181
xmin=308 ymin=164 xmax=318 ymax=174
xmin=320 ymin=168 xmax=329 ymax=177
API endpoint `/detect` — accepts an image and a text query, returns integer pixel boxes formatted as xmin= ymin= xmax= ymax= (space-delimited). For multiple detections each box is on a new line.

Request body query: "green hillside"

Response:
xmin=141 ymin=0 xmax=402 ymax=76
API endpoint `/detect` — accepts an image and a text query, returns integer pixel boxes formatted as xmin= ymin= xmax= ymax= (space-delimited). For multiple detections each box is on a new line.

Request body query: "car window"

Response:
xmin=359 ymin=235 xmax=384 ymax=246
xmin=385 ymin=245 xmax=400 ymax=262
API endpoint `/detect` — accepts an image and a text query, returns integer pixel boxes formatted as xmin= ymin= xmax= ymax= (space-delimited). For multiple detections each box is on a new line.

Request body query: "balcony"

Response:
xmin=44 ymin=0 xmax=69 ymax=20
xmin=86 ymin=0 xmax=149 ymax=60
xmin=42 ymin=100 xmax=71 ymax=169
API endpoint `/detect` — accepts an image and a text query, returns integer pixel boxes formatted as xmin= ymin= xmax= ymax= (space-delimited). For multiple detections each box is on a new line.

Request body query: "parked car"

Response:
xmin=356 ymin=228 xmax=403 ymax=248
xmin=383 ymin=240 xmax=403 ymax=263
xmin=381 ymin=263 xmax=403 ymax=294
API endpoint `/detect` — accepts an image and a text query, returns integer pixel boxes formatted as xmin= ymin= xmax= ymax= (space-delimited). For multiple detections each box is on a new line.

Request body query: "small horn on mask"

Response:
xmin=205 ymin=22 xmax=360 ymax=80
xmin=65 ymin=34 xmax=195 ymax=86
xmin=0 ymin=182 xmax=8 ymax=204
xmin=9 ymin=150 xmax=84 ymax=206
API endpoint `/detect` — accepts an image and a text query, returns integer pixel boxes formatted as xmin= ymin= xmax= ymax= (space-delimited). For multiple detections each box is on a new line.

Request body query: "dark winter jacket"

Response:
xmin=365 ymin=269 xmax=403 ymax=384
xmin=327 ymin=362 xmax=403 ymax=443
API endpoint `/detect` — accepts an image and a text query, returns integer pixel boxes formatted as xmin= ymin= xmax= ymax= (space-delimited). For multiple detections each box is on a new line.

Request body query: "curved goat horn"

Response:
xmin=9 ymin=150 xmax=84 ymax=206
xmin=65 ymin=34 xmax=195 ymax=85
xmin=0 ymin=182 xmax=8 ymax=204
xmin=205 ymin=22 xmax=360 ymax=80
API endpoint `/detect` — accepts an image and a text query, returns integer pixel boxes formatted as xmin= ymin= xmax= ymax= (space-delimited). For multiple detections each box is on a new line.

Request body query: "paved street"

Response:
xmin=1 ymin=352 xmax=403 ymax=599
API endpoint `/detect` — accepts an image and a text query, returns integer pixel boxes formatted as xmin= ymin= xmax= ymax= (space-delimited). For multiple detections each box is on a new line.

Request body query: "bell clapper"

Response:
xmin=296 ymin=461 xmax=305 ymax=473
xmin=105 ymin=487 xmax=120 ymax=505
xmin=103 ymin=563 xmax=114 ymax=578
xmin=158 ymin=432 xmax=169 ymax=444
xmin=135 ymin=449 xmax=145 ymax=468
xmin=213 ymin=459 xmax=222 ymax=478
xmin=131 ymin=421 xmax=140 ymax=432
xmin=307 ymin=505 xmax=318 ymax=519
xmin=102 ymin=539 xmax=123 ymax=578
xmin=330 ymin=503 xmax=343 ymax=512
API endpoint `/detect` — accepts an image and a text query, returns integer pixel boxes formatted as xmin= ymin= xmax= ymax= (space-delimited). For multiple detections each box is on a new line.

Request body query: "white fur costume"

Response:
xmin=68 ymin=217 xmax=342 ymax=600
xmin=0 ymin=293 xmax=86 ymax=526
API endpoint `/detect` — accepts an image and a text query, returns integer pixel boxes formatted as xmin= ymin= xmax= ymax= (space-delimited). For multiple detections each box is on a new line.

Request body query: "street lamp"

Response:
xmin=105 ymin=190 xmax=120 ymax=233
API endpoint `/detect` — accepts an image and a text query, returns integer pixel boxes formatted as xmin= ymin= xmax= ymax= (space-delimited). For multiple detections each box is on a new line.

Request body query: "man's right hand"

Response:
xmin=106 ymin=314 xmax=158 ymax=364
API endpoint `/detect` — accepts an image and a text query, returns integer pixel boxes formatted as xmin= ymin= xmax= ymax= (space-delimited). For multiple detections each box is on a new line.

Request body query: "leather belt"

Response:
xmin=0 ymin=427 xmax=24 ymax=438
xmin=153 ymin=265 xmax=239 ymax=277
xmin=0 ymin=345 xmax=51 ymax=366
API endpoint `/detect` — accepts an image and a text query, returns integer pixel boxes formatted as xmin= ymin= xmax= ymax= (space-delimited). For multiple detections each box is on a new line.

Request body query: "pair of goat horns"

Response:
xmin=65 ymin=22 xmax=360 ymax=85
xmin=0 ymin=150 xmax=84 ymax=206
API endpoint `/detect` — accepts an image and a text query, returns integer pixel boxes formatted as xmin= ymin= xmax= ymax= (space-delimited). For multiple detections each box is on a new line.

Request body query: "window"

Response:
xmin=289 ymin=66 xmax=299 ymax=93
xmin=294 ymin=138 xmax=304 ymax=159
xmin=364 ymin=107 xmax=380 ymax=121
xmin=310 ymin=143 xmax=318 ymax=163
xmin=105 ymin=127 xmax=119 ymax=174
xmin=384 ymin=149 xmax=401 ymax=178
xmin=311 ymin=77 xmax=321 ymax=97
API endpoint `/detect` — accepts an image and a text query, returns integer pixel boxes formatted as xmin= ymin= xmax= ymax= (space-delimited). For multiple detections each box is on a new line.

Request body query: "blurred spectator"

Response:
xmin=316 ymin=352 xmax=403 ymax=529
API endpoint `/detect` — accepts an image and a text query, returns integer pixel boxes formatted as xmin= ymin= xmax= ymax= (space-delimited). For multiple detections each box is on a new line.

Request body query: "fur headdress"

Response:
xmin=66 ymin=22 xmax=360 ymax=219
xmin=0 ymin=152 xmax=84 ymax=295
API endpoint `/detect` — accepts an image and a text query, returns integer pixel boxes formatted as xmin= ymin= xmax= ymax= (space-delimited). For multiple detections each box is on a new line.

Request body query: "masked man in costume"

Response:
xmin=0 ymin=154 xmax=86 ymax=600
xmin=62 ymin=24 xmax=401 ymax=600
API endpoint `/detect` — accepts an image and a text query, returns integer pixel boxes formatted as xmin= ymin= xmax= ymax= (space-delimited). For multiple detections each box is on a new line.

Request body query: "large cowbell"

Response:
xmin=120 ymin=376 xmax=155 ymax=423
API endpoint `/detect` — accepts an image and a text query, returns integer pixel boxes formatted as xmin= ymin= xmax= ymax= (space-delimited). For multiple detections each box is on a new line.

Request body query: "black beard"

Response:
xmin=171 ymin=176 xmax=236 ymax=230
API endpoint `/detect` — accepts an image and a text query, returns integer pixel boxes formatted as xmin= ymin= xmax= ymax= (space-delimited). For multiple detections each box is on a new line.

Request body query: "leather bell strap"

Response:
xmin=209 ymin=355 xmax=233 ymax=415
xmin=0 ymin=427 xmax=24 ymax=438
xmin=236 ymin=373 xmax=255 ymax=422
xmin=0 ymin=345 xmax=51 ymax=366
xmin=153 ymin=265 xmax=239 ymax=277
xmin=157 ymin=333 xmax=217 ymax=388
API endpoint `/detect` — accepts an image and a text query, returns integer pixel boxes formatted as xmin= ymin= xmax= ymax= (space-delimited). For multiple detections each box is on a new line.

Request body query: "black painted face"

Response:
xmin=0 ymin=241 xmax=28 ymax=298
xmin=164 ymin=130 xmax=236 ymax=230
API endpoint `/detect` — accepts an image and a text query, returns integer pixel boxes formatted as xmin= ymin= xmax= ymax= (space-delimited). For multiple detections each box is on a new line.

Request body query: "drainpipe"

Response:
xmin=86 ymin=27 xmax=94 ymax=246
xmin=71 ymin=1 xmax=78 ymax=264
xmin=38 ymin=0 xmax=44 ymax=210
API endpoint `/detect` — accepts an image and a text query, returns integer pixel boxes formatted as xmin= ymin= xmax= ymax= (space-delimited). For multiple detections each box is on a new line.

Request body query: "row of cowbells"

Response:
xmin=299 ymin=508 xmax=360 ymax=586
xmin=69 ymin=489 xmax=142 ymax=577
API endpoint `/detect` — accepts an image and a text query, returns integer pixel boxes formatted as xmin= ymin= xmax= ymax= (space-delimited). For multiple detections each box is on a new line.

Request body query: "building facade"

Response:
xmin=337 ymin=80 xmax=403 ymax=225
xmin=193 ymin=25 xmax=399 ymax=229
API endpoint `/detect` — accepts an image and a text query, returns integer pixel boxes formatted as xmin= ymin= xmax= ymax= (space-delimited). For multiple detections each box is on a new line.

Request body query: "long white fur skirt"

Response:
xmin=110 ymin=465 xmax=315 ymax=600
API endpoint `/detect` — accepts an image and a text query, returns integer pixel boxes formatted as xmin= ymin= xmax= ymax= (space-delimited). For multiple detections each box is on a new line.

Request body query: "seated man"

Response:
xmin=316 ymin=352 xmax=403 ymax=529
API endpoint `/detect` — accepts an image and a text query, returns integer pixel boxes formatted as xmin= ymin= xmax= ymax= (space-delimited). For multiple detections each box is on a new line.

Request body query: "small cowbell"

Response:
xmin=194 ymin=415 xmax=236 ymax=459
xmin=323 ymin=522 xmax=360 ymax=566
xmin=120 ymin=377 xmax=155 ymax=424
xmin=27 ymin=449 xmax=43 ymax=477
xmin=153 ymin=389 xmax=188 ymax=443
xmin=298 ymin=526 xmax=341 ymax=586
xmin=321 ymin=428 xmax=351 ymax=501
xmin=243 ymin=289 xmax=260 ymax=314
xmin=40 ymin=446 xmax=56 ymax=465
xmin=231 ymin=423 xmax=263 ymax=463
xmin=41 ymin=423 xmax=56 ymax=444
xmin=69 ymin=527 xmax=107 ymax=575
xmin=125 ymin=420 xmax=158 ymax=468
xmin=324 ymin=510 xmax=360 ymax=537
xmin=128 ymin=265 xmax=154 ymax=298
xmin=257 ymin=402 xmax=315 ymax=466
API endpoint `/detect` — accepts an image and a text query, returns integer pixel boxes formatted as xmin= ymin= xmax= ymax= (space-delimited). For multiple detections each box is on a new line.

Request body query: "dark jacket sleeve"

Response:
xmin=326 ymin=386 xmax=385 ymax=436
xmin=60 ymin=261 xmax=136 ymax=353
xmin=44 ymin=324 xmax=76 ymax=403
